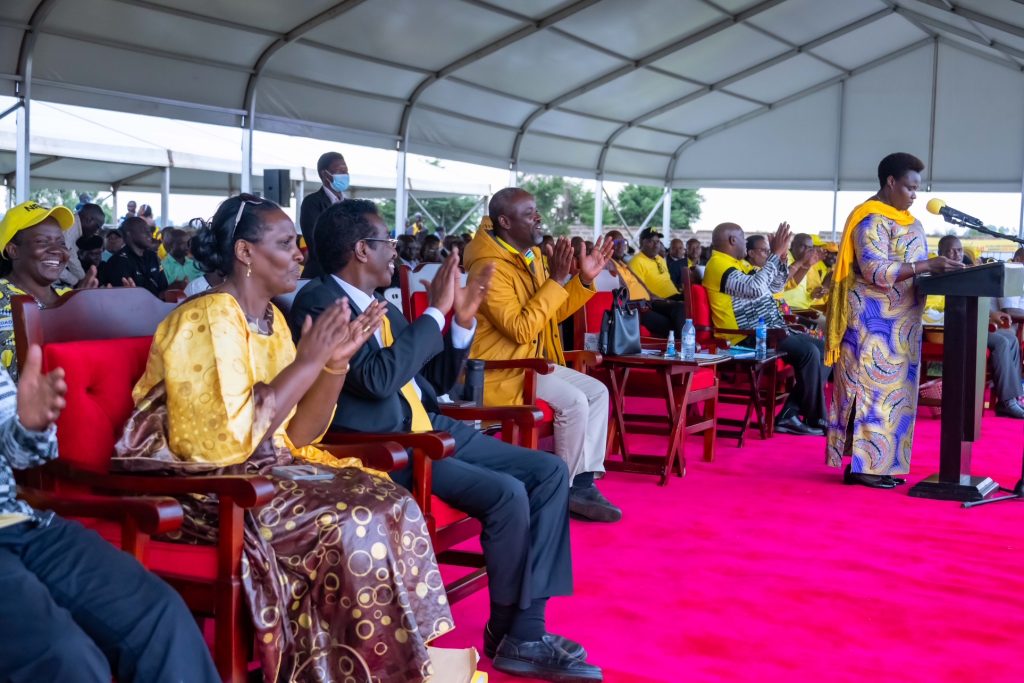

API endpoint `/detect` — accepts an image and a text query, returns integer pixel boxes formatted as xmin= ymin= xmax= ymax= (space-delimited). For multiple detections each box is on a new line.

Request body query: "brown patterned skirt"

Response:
xmin=113 ymin=385 xmax=453 ymax=682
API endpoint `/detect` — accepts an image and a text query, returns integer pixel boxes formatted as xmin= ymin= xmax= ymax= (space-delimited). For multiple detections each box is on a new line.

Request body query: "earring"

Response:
xmin=246 ymin=262 xmax=252 ymax=278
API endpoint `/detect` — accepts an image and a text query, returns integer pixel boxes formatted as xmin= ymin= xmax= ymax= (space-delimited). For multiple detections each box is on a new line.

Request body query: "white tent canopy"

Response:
xmin=2 ymin=0 xmax=1023 ymax=198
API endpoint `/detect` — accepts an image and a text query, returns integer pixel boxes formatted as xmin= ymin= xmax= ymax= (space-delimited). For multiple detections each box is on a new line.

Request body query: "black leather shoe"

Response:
xmin=493 ymin=635 xmax=603 ymax=682
xmin=569 ymin=485 xmax=622 ymax=523
xmin=774 ymin=415 xmax=824 ymax=436
xmin=996 ymin=400 xmax=1024 ymax=419
xmin=484 ymin=624 xmax=587 ymax=661
xmin=843 ymin=464 xmax=896 ymax=489
xmin=883 ymin=475 xmax=907 ymax=486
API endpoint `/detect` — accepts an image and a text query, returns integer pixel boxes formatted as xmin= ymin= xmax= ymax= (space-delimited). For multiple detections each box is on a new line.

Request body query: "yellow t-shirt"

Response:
xmin=629 ymin=253 xmax=679 ymax=299
xmin=612 ymin=260 xmax=650 ymax=301
xmin=806 ymin=261 xmax=830 ymax=305
xmin=781 ymin=253 xmax=815 ymax=310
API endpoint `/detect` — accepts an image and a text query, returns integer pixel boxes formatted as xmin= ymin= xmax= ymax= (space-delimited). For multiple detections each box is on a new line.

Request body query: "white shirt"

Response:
xmin=184 ymin=275 xmax=211 ymax=297
xmin=332 ymin=275 xmax=476 ymax=400
xmin=322 ymin=183 xmax=344 ymax=205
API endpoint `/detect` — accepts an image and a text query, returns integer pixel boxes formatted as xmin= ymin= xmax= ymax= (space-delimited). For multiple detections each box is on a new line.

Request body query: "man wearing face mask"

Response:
xmin=300 ymin=151 xmax=350 ymax=278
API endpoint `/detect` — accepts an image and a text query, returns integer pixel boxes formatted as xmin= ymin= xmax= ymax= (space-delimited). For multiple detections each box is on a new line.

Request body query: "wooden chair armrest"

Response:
xmin=440 ymin=404 xmax=543 ymax=427
xmin=317 ymin=442 xmax=408 ymax=472
xmin=17 ymin=487 xmax=183 ymax=536
xmin=563 ymin=350 xmax=602 ymax=371
xmin=322 ymin=430 xmax=456 ymax=461
xmin=46 ymin=462 xmax=275 ymax=508
xmin=479 ymin=358 xmax=556 ymax=374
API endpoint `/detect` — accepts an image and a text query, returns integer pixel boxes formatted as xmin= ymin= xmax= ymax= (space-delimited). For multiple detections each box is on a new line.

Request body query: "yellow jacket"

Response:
xmin=463 ymin=227 xmax=594 ymax=406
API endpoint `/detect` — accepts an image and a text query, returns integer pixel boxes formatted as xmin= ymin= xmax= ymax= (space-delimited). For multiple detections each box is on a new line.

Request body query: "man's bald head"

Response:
xmin=712 ymin=222 xmax=746 ymax=260
xmin=488 ymin=187 xmax=531 ymax=226
xmin=1013 ymin=247 xmax=1024 ymax=264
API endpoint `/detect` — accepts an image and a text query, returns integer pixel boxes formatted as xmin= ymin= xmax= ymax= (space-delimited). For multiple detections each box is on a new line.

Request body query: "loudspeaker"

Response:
xmin=263 ymin=169 xmax=290 ymax=207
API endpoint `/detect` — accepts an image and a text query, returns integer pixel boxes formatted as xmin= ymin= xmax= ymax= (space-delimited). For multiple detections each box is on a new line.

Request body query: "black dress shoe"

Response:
xmin=843 ymin=464 xmax=896 ymax=489
xmin=493 ymin=635 xmax=603 ymax=682
xmin=883 ymin=475 xmax=907 ymax=486
xmin=569 ymin=484 xmax=622 ymax=523
xmin=996 ymin=400 xmax=1024 ymax=419
xmin=484 ymin=624 xmax=587 ymax=661
xmin=774 ymin=415 xmax=825 ymax=436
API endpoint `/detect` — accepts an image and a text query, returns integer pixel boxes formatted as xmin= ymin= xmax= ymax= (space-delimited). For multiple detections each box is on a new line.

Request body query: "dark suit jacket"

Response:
xmin=299 ymin=188 xmax=333 ymax=279
xmin=288 ymin=275 xmax=469 ymax=433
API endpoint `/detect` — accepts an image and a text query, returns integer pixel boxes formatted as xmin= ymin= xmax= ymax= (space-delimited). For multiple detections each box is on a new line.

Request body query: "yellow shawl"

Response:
xmin=824 ymin=199 xmax=915 ymax=366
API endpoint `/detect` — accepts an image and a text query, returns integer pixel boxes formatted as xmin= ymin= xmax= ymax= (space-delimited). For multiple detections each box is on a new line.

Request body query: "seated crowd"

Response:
xmin=4 ymin=149 xmax=1023 ymax=683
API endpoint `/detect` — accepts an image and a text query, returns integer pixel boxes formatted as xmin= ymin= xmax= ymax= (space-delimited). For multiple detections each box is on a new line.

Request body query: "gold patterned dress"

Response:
xmin=114 ymin=294 xmax=452 ymax=683
xmin=826 ymin=215 xmax=927 ymax=475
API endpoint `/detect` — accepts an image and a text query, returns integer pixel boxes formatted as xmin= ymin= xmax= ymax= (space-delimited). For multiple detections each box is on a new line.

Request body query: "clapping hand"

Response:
xmin=77 ymin=266 xmax=100 ymax=290
xmin=547 ymin=238 xmax=575 ymax=282
xmin=769 ymin=222 xmax=793 ymax=259
xmin=453 ymin=257 xmax=495 ymax=328
xmin=17 ymin=345 xmax=67 ymax=432
xmin=423 ymin=251 xmax=460 ymax=316
xmin=578 ymin=236 xmax=615 ymax=284
xmin=329 ymin=300 xmax=386 ymax=371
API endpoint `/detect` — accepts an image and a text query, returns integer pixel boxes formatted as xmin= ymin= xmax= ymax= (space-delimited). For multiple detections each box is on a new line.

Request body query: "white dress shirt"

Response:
xmin=332 ymin=275 xmax=476 ymax=400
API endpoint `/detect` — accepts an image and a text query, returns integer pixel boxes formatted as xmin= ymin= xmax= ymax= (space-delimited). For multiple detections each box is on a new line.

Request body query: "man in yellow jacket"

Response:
xmin=464 ymin=188 xmax=620 ymax=522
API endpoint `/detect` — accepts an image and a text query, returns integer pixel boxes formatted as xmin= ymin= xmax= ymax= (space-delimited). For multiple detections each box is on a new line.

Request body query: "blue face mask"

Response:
xmin=331 ymin=173 xmax=350 ymax=193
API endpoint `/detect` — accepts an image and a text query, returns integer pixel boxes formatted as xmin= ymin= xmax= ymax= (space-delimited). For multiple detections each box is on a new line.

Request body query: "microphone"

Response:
xmin=926 ymin=199 xmax=984 ymax=228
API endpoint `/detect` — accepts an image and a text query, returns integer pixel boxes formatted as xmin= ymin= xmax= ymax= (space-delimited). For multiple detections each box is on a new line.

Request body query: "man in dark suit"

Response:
xmin=299 ymin=151 xmax=349 ymax=278
xmin=290 ymin=199 xmax=601 ymax=683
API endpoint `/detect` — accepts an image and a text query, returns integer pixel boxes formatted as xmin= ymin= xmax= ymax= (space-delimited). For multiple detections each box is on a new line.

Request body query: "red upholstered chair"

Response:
xmin=17 ymin=487 xmax=183 ymax=562
xmin=685 ymin=274 xmax=794 ymax=443
xmin=12 ymin=288 xmax=407 ymax=683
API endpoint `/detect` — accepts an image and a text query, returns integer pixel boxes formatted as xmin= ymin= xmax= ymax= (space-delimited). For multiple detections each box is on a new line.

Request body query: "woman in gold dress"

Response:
xmin=115 ymin=194 xmax=452 ymax=682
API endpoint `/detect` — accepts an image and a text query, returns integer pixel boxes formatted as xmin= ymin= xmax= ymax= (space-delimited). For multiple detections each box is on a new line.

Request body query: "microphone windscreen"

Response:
xmin=926 ymin=198 xmax=946 ymax=215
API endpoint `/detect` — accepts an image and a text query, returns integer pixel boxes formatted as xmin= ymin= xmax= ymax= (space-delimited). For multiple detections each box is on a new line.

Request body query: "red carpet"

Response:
xmin=433 ymin=405 xmax=1024 ymax=682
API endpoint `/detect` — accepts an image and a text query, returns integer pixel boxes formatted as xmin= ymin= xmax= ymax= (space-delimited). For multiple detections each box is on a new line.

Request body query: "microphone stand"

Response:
xmin=939 ymin=214 xmax=1024 ymax=247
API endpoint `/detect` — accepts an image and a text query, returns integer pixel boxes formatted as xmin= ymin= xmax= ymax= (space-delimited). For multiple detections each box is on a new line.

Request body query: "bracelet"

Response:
xmin=322 ymin=362 xmax=350 ymax=376
xmin=911 ymin=261 xmax=918 ymax=275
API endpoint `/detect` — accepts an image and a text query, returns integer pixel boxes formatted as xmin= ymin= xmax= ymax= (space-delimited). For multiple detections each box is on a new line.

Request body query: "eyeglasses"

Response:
xmin=230 ymin=195 xmax=265 ymax=242
xmin=363 ymin=237 xmax=399 ymax=249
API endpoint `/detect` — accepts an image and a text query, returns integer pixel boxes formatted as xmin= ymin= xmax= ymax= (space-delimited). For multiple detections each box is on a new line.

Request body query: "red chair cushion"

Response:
xmin=692 ymin=367 xmax=716 ymax=390
xmin=82 ymin=519 xmax=218 ymax=580
xmin=536 ymin=399 xmax=554 ymax=423
xmin=43 ymin=337 xmax=153 ymax=472
xmin=689 ymin=285 xmax=715 ymax=346
xmin=431 ymin=495 xmax=469 ymax=528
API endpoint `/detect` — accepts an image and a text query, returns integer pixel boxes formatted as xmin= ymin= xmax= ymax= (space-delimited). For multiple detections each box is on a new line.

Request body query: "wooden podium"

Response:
xmin=910 ymin=262 xmax=1024 ymax=501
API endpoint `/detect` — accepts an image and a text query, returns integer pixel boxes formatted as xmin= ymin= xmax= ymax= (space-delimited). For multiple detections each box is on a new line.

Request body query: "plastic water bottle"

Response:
xmin=681 ymin=319 xmax=696 ymax=361
xmin=755 ymin=317 xmax=767 ymax=360
xmin=665 ymin=330 xmax=676 ymax=358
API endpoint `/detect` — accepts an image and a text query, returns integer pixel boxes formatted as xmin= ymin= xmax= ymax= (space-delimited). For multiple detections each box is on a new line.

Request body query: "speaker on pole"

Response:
xmin=263 ymin=169 xmax=291 ymax=206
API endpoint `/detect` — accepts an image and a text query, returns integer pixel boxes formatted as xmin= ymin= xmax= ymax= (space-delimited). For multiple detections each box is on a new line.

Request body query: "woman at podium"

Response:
xmin=824 ymin=153 xmax=962 ymax=488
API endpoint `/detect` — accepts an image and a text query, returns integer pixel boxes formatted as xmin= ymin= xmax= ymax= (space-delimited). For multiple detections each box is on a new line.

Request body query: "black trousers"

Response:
xmin=776 ymin=332 xmax=828 ymax=424
xmin=640 ymin=298 xmax=688 ymax=338
xmin=988 ymin=328 xmax=1023 ymax=402
xmin=390 ymin=414 xmax=573 ymax=609
xmin=0 ymin=516 xmax=219 ymax=683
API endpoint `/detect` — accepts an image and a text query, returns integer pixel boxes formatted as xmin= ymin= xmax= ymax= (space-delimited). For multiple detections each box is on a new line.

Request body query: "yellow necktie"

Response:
xmin=379 ymin=314 xmax=433 ymax=432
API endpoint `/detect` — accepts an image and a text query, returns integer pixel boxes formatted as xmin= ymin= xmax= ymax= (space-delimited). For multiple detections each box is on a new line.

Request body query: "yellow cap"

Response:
xmin=0 ymin=201 xmax=74 ymax=254
xmin=824 ymin=241 xmax=839 ymax=253
xmin=811 ymin=234 xmax=824 ymax=246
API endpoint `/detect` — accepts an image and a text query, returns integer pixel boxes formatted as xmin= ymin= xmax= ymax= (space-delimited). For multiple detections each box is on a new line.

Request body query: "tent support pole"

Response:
xmin=296 ymin=178 xmax=305 ymax=228
xmin=638 ymin=191 xmax=666 ymax=233
xmin=395 ymin=141 xmax=408 ymax=235
xmin=240 ymin=101 xmax=254 ymax=195
xmin=160 ymin=166 xmax=171 ymax=227
xmin=593 ymin=178 xmax=604 ymax=241
xmin=832 ymin=81 xmax=845 ymax=240
xmin=662 ymin=186 xmax=672 ymax=234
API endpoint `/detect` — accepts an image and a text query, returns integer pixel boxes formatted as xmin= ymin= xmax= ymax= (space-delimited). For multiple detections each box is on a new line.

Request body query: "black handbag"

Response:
xmin=598 ymin=288 xmax=642 ymax=356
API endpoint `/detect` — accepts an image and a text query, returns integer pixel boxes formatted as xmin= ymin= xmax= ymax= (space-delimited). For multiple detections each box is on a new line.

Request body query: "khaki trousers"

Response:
xmin=535 ymin=364 xmax=609 ymax=479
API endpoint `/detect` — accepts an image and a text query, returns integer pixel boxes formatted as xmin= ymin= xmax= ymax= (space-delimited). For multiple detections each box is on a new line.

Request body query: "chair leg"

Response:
xmin=215 ymin=579 xmax=250 ymax=683
xmin=703 ymin=388 xmax=718 ymax=462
